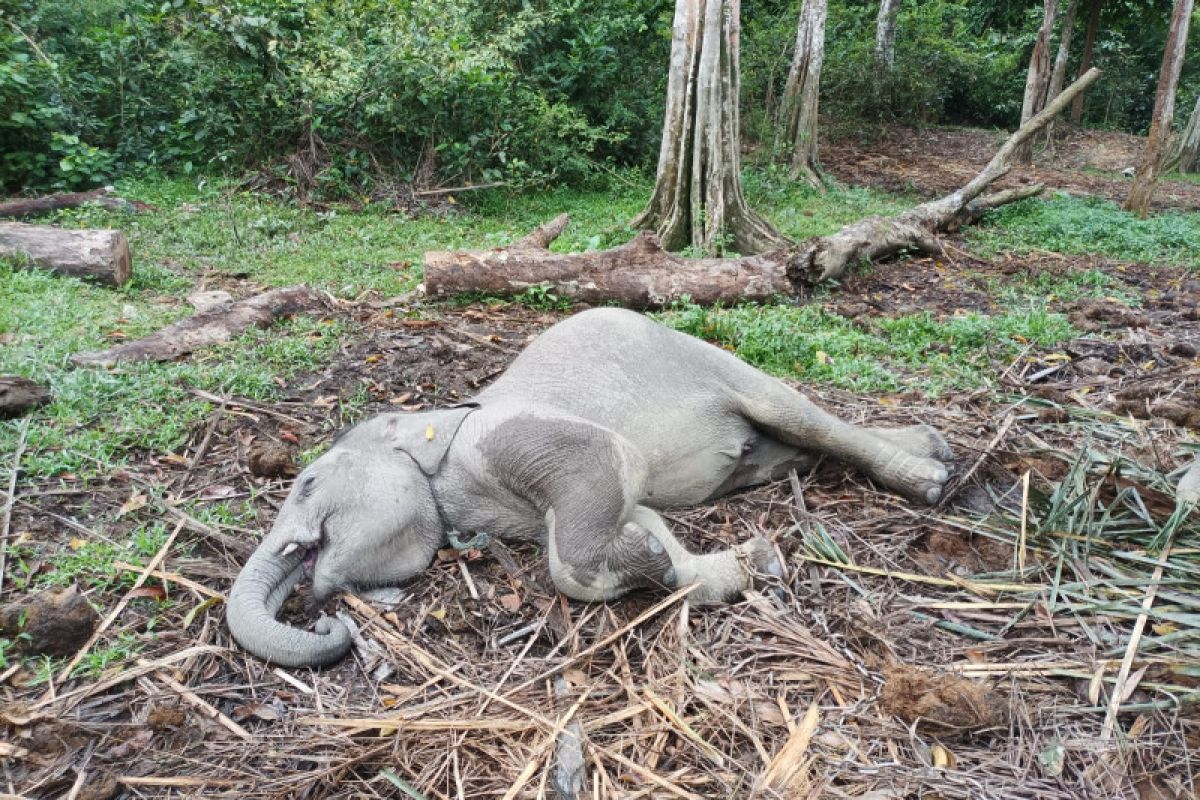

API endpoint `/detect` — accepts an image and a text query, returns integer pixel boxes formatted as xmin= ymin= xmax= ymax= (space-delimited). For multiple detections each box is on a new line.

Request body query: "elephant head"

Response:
xmin=226 ymin=407 xmax=476 ymax=667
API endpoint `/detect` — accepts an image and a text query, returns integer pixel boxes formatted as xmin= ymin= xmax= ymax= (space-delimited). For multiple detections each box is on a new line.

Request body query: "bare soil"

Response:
xmin=825 ymin=124 xmax=1200 ymax=211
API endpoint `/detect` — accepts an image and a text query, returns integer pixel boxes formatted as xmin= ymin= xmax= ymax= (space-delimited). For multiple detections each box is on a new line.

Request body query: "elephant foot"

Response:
xmin=872 ymin=424 xmax=954 ymax=463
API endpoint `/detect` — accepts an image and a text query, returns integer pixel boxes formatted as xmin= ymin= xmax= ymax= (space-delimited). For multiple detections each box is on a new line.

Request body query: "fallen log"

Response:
xmin=71 ymin=285 xmax=328 ymax=368
xmin=425 ymin=69 xmax=1101 ymax=308
xmin=0 ymin=187 xmax=149 ymax=219
xmin=0 ymin=376 xmax=52 ymax=419
xmin=0 ymin=222 xmax=132 ymax=286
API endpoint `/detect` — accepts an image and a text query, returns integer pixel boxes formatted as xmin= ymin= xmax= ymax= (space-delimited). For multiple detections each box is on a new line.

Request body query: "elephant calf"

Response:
xmin=227 ymin=308 xmax=953 ymax=666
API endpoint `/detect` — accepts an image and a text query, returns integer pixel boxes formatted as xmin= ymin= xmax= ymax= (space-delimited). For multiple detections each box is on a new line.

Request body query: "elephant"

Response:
xmin=226 ymin=308 xmax=954 ymax=667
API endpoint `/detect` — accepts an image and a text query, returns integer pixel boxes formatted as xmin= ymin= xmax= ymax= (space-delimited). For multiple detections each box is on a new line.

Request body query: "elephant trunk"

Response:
xmin=226 ymin=540 xmax=352 ymax=668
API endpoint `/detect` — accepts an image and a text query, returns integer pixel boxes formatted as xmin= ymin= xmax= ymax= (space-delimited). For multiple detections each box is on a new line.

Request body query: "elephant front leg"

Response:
xmin=547 ymin=505 xmax=780 ymax=605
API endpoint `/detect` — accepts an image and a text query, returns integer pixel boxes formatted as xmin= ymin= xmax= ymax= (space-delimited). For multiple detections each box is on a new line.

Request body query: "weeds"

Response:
xmin=970 ymin=194 xmax=1200 ymax=267
xmin=659 ymin=301 xmax=1075 ymax=394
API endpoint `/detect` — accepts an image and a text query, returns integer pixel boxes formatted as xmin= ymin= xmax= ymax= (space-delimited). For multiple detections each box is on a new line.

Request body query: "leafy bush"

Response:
xmin=1 ymin=0 xmax=670 ymax=193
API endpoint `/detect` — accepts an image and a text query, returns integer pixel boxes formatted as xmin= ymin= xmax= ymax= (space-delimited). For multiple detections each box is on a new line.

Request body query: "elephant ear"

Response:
xmin=386 ymin=404 xmax=479 ymax=476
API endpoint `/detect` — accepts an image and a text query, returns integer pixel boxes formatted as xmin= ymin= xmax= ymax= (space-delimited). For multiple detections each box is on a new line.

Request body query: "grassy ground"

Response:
xmin=0 ymin=168 xmax=1197 ymax=672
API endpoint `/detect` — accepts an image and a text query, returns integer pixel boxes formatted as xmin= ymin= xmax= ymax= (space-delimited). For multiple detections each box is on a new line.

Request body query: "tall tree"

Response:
xmin=633 ymin=0 xmax=785 ymax=256
xmin=778 ymin=0 xmax=828 ymax=187
xmin=1070 ymin=0 xmax=1103 ymax=123
xmin=874 ymin=0 xmax=902 ymax=69
xmin=1125 ymin=0 xmax=1193 ymax=216
xmin=1015 ymin=0 xmax=1059 ymax=165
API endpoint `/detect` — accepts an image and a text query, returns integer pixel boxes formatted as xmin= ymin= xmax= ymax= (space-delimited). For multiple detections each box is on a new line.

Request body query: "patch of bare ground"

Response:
xmin=824 ymin=124 xmax=1200 ymax=212
xmin=2 ymin=285 xmax=1197 ymax=798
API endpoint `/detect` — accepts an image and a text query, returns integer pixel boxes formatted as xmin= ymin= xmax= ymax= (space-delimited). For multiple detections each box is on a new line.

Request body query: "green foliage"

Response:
xmin=0 ymin=0 xmax=670 ymax=192
xmin=970 ymin=194 xmax=1200 ymax=266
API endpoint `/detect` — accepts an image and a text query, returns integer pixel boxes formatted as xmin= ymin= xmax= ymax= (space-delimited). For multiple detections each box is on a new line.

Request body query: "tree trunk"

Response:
xmin=1016 ymin=0 xmax=1060 ymax=165
xmin=1124 ymin=0 xmax=1193 ymax=218
xmin=71 ymin=286 xmax=328 ymax=367
xmin=424 ymin=70 xmax=1099 ymax=308
xmin=778 ymin=0 xmax=828 ymax=188
xmin=1042 ymin=0 xmax=1080 ymax=146
xmin=1168 ymin=94 xmax=1200 ymax=173
xmin=874 ymin=0 xmax=901 ymax=69
xmin=1046 ymin=0 xmax=1079 ymax=104
xmin=1070 ymin=0 xmax=1102 ymax=124
xmin=0 ymin=222 xmax=132 ymax=286
xmin=632 ymin=0 xmax=785 ymax=256
xmin=0 ymin=188 xmax=148 ymax=219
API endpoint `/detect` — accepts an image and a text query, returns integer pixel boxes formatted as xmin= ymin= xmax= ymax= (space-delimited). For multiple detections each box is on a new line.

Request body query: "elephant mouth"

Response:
xmin=303 ymin=546 xmax=319 ymax=573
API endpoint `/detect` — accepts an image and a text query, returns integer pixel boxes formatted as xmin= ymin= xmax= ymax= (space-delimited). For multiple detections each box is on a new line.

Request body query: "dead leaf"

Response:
xmin=128 ymin=586 xmax=167 ymax=602
xmin=201 ymin=484 xmax=238 ymax=499
xmin=313 ymin=395 xmax=339 ymax=408
xmin=563 ymin=668 xmax=589 ymax=687
xmin=0 ymin=742 xmax=29 ymax=759
xmin=497 ymin=593 xmax=521 ymax=613
xmin=231 ymin=702 xmax=280 ymax=723
xmin=117 ymin=492 xmax=147 ymax=517
xmin=931 ymin=744 xmax=957 ymax=769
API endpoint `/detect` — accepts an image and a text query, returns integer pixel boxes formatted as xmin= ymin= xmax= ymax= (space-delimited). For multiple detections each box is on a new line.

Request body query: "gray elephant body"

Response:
xmin=228 ymin=308 xmax=952 ymax=667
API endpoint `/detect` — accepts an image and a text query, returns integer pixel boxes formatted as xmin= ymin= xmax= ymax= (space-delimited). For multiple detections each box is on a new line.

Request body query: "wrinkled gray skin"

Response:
xmin=227 ymin=309 xmax=955 ymax=667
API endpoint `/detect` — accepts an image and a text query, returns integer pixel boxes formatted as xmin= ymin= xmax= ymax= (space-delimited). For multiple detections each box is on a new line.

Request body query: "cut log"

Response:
xmin=71 ymin=286 xmax=328 ymax=368
xmin=0 ymin=222 xmax=132 ymax=286
xmin=0 ymin=376 xmax=52 ymax=419
xmin=0 ymin=187 xmax=149 ymax=219
xmin=425 ymin=69 xmax=1100 ymax=308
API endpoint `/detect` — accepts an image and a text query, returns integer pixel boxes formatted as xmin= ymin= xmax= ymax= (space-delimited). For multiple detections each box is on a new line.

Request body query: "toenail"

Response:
xmin=645 ymin=535 xmax=664 ymax=554
xmin=926 ymin=486 xmax=942 ymax=503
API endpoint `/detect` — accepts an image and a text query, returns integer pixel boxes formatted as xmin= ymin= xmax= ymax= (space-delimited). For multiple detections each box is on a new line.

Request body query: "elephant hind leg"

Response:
xmin=736 ymin=386 xmax=950 ymax=504
xmin=547 ymin=506 xmax=780 ymax=605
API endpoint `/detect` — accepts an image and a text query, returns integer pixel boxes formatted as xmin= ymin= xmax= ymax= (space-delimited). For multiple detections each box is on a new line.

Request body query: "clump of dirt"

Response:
xmin=879 ymin=664 xmax=1008 ymax=736
xmin=1067 ymin=298 xmax=1150 ymax=332
xmin=918 ymin=531 xmax=1014 ymax=575
xmin=246 ymin=439 xmax=298 ymax=478
xmin=0 ymin=585 xmax=97 ymax=657
xmin=146 ymin=703 xmax=188 ymax=730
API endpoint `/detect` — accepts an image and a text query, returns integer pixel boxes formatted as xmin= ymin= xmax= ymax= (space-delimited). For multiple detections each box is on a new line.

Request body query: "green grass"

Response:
xmin=989 ymin=267 xmax=1143 ymax=307
xmin=659 ymin=301 xmax=1076 ymax=394
xmin=969 ymin=194 xmax=1200 ymax=267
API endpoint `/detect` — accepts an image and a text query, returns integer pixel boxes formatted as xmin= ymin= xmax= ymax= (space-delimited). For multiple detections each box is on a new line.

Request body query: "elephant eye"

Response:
xmin=299 ymin=476 xmax=317 ymax=498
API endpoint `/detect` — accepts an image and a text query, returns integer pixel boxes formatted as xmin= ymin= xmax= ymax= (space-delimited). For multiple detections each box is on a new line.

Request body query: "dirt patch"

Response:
xmin=879 ymin=664 xmax=1008 ymax=736
xmin=824 ymin=124 xmax=1200 ymax=212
